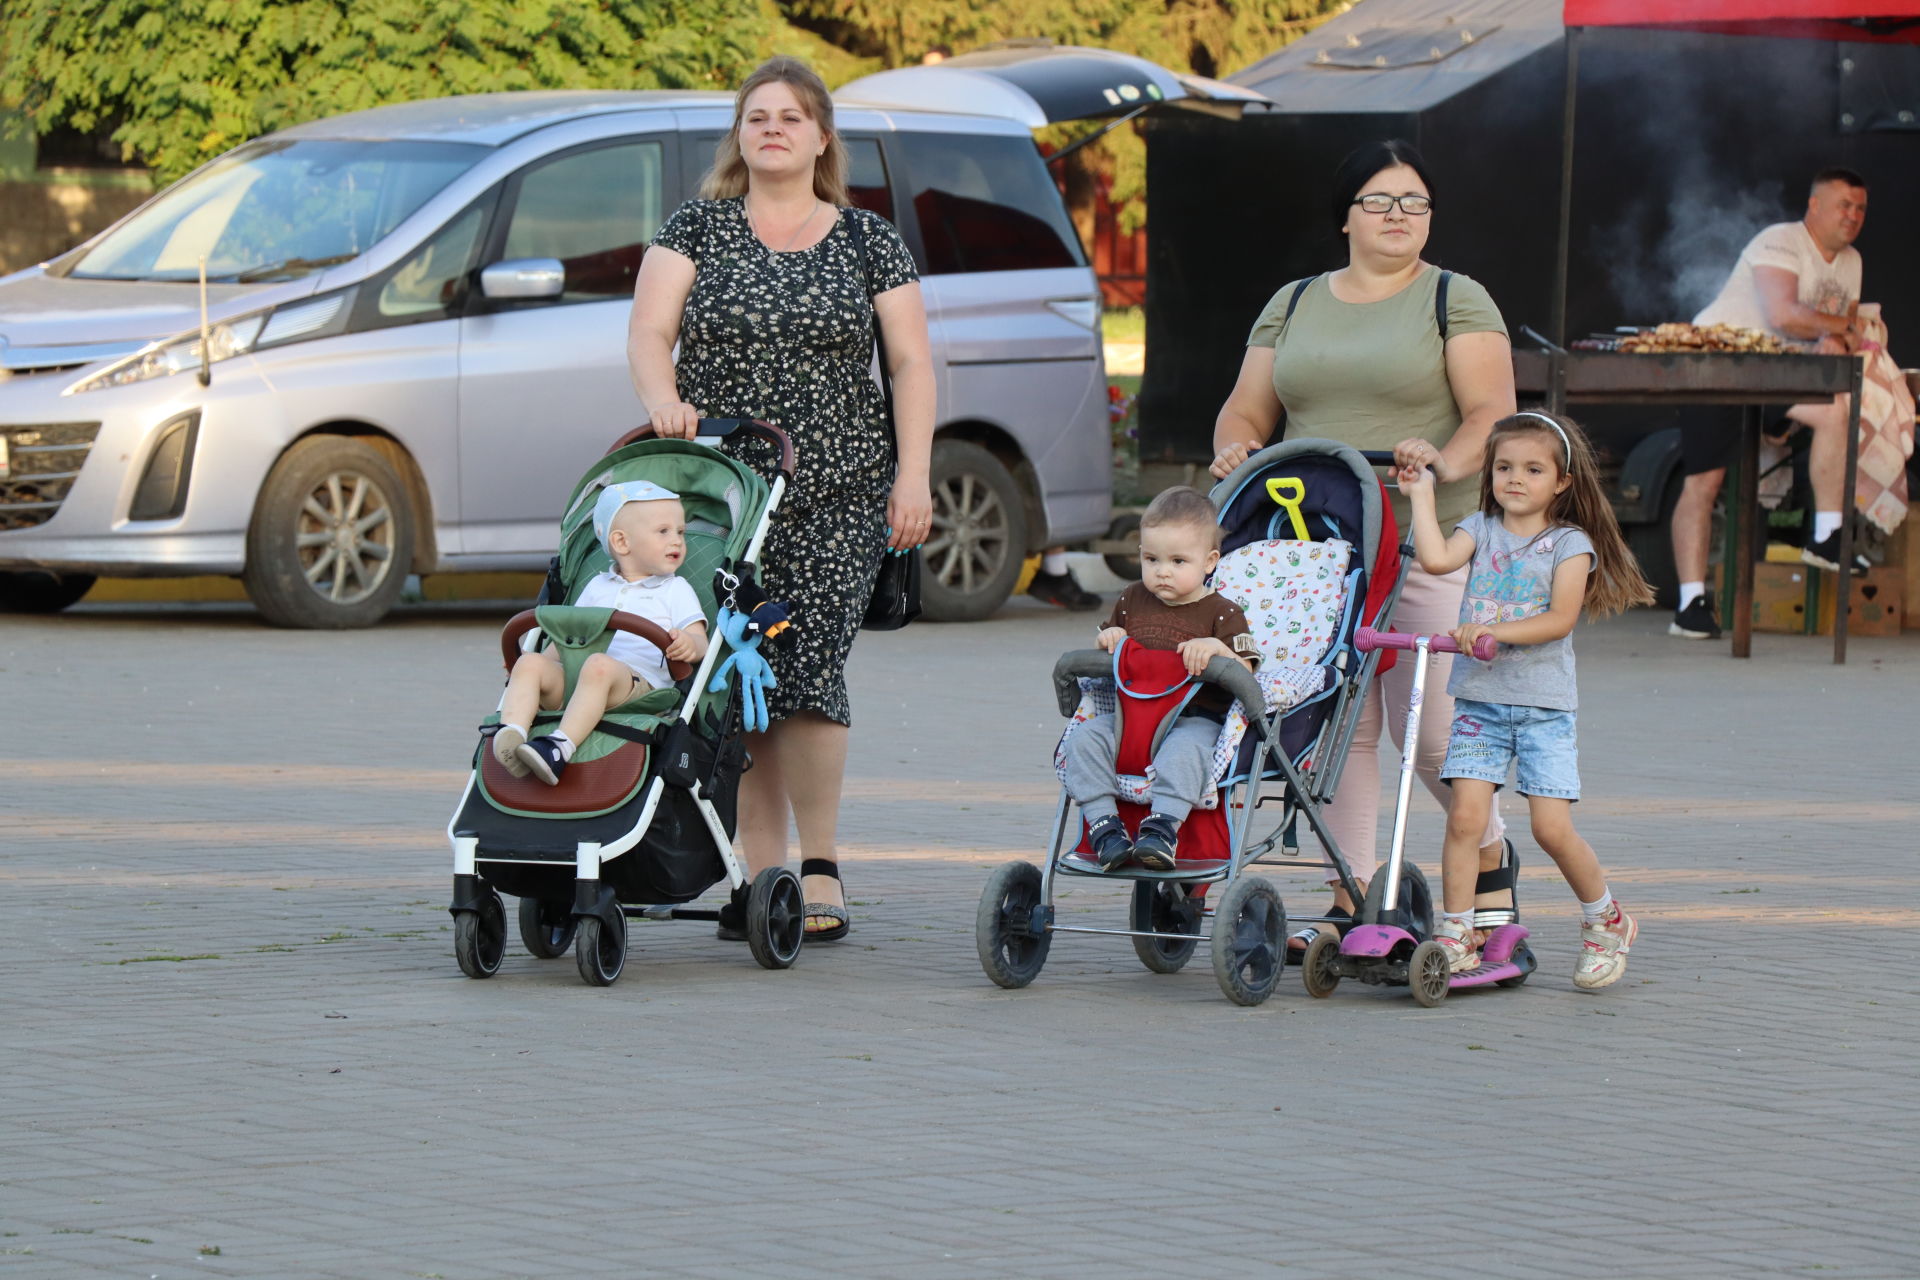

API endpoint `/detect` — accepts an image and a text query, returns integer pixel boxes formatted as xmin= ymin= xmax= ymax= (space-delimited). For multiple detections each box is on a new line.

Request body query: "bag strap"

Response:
xmin=1281 ymin=274 xmax=1318 ymax=334
xmin=1436 ymin=268 xmax=1453 ymax=342
xmin=844 ymin=211 xmax=897 ymax=447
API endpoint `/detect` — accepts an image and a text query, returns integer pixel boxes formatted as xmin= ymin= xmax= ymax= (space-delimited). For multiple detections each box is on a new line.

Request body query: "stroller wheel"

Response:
xmin=575 ymin=911 xmax=627 ymax=987
xmin=1301 ymin=930 xmax=1343 ymax=999
xmin=1129 ymin=880 xmax=1201 ymax=974
xmin=454 ymin=888 xmax=507 ymax=980
xmin=1409 ymin=940 xmax=1452 ymax=1007
xmin=1210 ymin=876 xmax=1286 ymax=1007
xmin=747 ymin=867 xmax=804 ymax=970
xmin=518 ymin=897 xmax=576 ymax=960
xmin=976 ymin=861 xmax=1050 ymax=989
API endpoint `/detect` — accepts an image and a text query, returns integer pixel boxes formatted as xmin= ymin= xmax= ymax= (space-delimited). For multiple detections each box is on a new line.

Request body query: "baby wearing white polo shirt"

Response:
xmin=493 ymin=481 xmax=710 ymax=786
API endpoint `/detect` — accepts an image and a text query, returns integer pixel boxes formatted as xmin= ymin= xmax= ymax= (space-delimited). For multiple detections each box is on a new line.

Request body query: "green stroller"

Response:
xmin=446 ymin=420 xmax=801 ymax=986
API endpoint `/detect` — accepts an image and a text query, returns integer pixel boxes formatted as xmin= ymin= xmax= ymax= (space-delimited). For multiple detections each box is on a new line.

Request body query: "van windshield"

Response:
xmin=67 ymin=139 xmax=488 ymax=282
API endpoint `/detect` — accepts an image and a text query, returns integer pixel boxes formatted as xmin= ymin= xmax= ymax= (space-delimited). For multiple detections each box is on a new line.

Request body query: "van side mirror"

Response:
xmin=480 ymin=259 xmax=565 ymax=300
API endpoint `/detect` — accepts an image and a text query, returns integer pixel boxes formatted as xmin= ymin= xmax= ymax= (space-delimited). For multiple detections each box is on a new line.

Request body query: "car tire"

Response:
xmin=0 ymin=571 xmax=97 ymax=614
xmin=921 ymin=439 xmax=1028 ymax=623
xmin=243 ymin=436 xmax=414 ymax=629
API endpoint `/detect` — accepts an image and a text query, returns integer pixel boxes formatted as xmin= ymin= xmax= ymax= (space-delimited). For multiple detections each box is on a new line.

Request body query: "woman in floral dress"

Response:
xmin=627 ymin=56 xmax=934 ymax=942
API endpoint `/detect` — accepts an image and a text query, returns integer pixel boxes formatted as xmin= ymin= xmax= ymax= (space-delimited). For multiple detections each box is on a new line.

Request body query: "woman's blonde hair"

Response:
xmin=699 ymin=56 xmax=850 ymax=207
xmin=1477 ymin=411 xmax=1655 ymax=619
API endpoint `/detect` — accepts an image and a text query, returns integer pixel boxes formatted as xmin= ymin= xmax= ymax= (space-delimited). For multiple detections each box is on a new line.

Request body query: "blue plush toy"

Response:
xmin=708 ymin=607 xmax=778 ymax=733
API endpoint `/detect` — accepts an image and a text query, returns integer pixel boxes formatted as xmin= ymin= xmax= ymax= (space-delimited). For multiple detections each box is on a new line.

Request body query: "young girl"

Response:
xmin=1399 ymin=410 xmax=1654 ymax=989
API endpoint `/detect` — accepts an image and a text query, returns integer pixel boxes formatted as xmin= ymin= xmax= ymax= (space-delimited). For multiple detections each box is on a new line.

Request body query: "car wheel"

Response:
xmin=243 ymin=436 xmax=414 ymax=629
xmin=921 ymin=439 xmax=1028 ymax=622
xmin=0 ymin=571 xmax=97 ymax=613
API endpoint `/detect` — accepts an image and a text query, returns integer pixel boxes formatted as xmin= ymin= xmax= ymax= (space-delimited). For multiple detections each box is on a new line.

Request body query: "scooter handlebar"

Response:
xmin=1354 ymin=625 xmax=1496 ymax=661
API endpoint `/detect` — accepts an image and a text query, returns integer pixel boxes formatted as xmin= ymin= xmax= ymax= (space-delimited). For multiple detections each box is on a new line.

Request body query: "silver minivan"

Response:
xmin=0 ymin=87 xmax=1112 ymax=625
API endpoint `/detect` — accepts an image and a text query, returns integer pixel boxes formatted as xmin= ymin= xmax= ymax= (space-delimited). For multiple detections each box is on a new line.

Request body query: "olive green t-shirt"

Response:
xmin=1247 ymin=267 xmax=1508 ymax=530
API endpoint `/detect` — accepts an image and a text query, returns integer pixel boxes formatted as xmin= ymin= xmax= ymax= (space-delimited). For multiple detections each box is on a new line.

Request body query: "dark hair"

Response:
xmin=1330 ymin=139 xmax=1436 ymax=234
xmin=1478 ymin=412 xmax=1653 ymax=619
xmin=1812 ymin=166 xmax=1867 ymax=195
xmin=1141 ymin=486 xmax=1221 ymax=550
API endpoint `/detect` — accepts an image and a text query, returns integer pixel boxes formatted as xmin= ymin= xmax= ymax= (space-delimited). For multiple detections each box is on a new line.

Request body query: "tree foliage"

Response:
xmin=0 ymin=0 xmax=770 ymax=181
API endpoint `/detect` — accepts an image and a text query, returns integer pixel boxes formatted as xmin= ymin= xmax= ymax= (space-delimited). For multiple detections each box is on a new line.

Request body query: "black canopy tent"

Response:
xmin=1137 ymin=0 xmax=1920 ymax=462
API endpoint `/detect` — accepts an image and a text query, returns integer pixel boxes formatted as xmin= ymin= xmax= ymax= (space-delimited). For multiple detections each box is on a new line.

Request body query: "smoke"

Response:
xmin=1596 ymin=178 xmax=1787 ymax=325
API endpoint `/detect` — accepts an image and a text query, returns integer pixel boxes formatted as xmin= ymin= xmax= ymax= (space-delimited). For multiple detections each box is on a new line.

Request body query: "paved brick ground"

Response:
xmin=2 ymin=597 xmax=1917 ymax=1278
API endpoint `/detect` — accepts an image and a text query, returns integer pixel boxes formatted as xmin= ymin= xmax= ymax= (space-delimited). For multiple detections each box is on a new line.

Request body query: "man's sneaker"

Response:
xmin=1027 ymin=568 xmax=1101 ymax=612
xmin=1668 ymin=593 xmax=1721 ymax=640
xmin=1433 ymin=918 xmax=1481 ymax=974
xmin=1131 ymin=813 xmax=1180 ymax=871
xmin=1801 ymin=531 xmax=1870 ymax=576
xmin=492 ymin=726 xmax=531 ymax=777
xmin=1574 ymin=904 xmax=1638 ymax=991
xmin=514 ymin=736 xmax=569 ymax=786
xmin=1086 ymin=814 xmax=1134 ymax=870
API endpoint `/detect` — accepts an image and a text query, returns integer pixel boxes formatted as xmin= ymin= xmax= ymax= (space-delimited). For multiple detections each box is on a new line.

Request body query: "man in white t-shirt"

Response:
xmin=1667 ymin=168 xmax=1869 ymax=640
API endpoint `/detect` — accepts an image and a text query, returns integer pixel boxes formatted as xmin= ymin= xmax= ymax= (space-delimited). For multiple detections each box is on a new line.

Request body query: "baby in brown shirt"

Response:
xmin=1064 ymin=487 xmax=1259 ymax=870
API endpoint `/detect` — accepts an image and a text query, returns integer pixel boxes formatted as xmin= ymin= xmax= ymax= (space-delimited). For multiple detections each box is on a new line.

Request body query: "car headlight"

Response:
xmin=64 ymin=288 xmax=356 ymax=395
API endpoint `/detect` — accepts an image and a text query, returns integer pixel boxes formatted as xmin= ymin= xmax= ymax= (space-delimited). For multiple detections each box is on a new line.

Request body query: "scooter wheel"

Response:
xmin=1409 ymin=940 xmax=1451 ymax=1007
xmin=1497 ymin=941 xmax=1535 ymax=988
xmin=1301 ymin=930 xmax=1342 ymax=998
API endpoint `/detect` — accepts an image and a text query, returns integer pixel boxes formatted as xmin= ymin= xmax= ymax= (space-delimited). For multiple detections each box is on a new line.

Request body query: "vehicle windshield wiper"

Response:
xmin=221 ymin=253 xmax=359 ymax=283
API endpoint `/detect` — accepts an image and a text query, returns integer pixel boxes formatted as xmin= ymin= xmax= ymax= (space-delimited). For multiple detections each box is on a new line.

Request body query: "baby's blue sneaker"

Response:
xmin=515 ymin=736 xmax=569 ymax=786
xmin=1131 ymin=813 xmax=1180 ymax=871
xmin=1086 ymin=814 xmax=1133 ymax=870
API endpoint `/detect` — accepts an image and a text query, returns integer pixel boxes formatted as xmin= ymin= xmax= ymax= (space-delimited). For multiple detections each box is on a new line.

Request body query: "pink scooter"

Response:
xmin=1298 ymin=626 xmax=1536 ymax=1008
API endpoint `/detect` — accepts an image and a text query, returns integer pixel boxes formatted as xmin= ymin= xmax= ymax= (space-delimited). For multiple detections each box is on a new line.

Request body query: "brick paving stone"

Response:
xmin=1 ymin=600 xmax=1917 ymax=1277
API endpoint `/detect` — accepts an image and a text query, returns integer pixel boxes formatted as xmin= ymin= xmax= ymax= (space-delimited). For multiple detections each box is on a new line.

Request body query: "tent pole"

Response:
xmin=1551 ymin=27 xmax=1580 ymax=348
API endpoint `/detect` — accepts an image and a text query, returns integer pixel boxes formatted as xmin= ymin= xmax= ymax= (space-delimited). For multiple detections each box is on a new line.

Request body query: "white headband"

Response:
xmin=1510 ymin=411 xmax=1573 ymax=466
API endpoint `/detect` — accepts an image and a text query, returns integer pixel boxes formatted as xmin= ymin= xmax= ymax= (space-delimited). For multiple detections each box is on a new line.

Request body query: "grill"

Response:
xmin=1514 ymin=347 xmax=1866 ymax=664
xmin=1 ymin=421 xmax=101 ymax=531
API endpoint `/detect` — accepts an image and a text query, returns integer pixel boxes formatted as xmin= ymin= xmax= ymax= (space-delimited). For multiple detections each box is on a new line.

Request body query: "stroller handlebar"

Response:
xmin=612 ymin=418 xmax=797 ymax=480
xmin=501 ymin=609 xmax=696 ymax=683
xmin=1354 ymin=625 xmax=1496 ymax=661
xmin=1050 ymin=649 xmax=1270 ymax=740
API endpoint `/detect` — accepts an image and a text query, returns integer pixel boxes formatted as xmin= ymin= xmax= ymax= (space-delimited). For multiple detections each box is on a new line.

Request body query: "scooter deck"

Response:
xmin=1450 ymin=924 xmax=1534 ymax=989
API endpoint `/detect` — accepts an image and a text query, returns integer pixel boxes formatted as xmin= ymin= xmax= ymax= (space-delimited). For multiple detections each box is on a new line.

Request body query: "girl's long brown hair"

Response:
xmin=699 ymin=56 xmax=851 ymax=207
xmin=1477 ymin=411 xmax=1655 ymax=618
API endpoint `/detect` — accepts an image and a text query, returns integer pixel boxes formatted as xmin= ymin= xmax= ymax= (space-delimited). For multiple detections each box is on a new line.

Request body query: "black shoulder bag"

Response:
xmin=847 ymin=211 xmax=922 ymax=631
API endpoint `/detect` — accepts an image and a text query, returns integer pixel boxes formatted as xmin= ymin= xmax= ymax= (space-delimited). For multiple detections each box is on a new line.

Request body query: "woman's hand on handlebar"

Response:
xmin=1210 ymin=441 xmax=1256 ymax=479
xmin=649 ymin=401 xmax=702 ymax=439
xmin=1393 ymin=437 xmax=1445 ymax=480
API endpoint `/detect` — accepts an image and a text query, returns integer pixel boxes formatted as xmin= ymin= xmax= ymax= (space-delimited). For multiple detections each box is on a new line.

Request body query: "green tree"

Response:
xmin=0 ymin=0 xmax=771 ymax=182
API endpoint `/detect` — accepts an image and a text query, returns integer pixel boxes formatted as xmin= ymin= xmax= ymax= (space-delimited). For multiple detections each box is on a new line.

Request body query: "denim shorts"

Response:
xmin=1440 ymin=698 xmax=1580 ymax=800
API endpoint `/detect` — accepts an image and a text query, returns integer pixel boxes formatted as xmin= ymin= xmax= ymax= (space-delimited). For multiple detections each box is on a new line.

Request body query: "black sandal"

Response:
xmin=801 ymin=858 xmax=850 ymax=943
xmin=715 ymin=882 xmax=749 ymax=942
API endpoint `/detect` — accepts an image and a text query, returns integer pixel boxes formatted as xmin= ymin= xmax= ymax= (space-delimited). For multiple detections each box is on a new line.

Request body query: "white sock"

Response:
xmin=1042 ymin=550 xmax=1070 ymax=575
xmin=1813 ymin=511 xmax=1842 ymax=542
xmin=1441 ymin=910 xmax=1474 ymax=936
xmin=1678 ymin=581 xmax=1705 ymax=611
xmin=549 ymin=731 xmax=576 ymax=762
xmin=1579 ymin=890 xmax=1614 ymax=925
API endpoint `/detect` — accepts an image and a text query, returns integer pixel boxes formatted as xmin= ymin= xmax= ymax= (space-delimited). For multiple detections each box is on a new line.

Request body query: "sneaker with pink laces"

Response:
xmin=1574 ymin=904 xmax=1637 ymax=990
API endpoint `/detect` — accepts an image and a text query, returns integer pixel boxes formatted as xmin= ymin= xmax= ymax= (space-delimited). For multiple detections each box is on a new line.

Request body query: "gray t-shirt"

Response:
xmin=1446 ymin=512 xmax=1595 ymax=711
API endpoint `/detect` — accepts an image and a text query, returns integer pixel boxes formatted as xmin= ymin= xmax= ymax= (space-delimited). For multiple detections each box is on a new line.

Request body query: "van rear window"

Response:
xmin=894 ymin=133 xmax=1083 ymax=275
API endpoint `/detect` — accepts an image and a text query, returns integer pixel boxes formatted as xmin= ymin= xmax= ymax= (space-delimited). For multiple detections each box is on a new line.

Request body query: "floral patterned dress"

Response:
xmin=651 ymin=197 xmax=919 ymax=726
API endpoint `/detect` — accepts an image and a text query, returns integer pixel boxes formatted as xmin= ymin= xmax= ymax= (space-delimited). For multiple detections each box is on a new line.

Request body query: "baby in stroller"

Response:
xmin=492 ymin=481 xmax=709 ymax=785
xmin=1062 ymin=486 xmax=1261 ymax=871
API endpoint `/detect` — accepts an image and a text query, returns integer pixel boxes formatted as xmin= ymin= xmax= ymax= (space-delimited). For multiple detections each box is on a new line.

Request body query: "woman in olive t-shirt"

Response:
xmin=1209 ymin=139 xmax=1514 ymax=920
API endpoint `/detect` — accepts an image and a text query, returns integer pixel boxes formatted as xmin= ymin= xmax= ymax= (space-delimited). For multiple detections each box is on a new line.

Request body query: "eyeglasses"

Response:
xmin=1352 ymin=193 xmax=1433 ymax=215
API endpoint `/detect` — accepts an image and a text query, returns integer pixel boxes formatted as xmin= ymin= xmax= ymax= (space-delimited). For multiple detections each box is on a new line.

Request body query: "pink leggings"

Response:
xmin=1320 ymin=562 xmax=1504 ymax=884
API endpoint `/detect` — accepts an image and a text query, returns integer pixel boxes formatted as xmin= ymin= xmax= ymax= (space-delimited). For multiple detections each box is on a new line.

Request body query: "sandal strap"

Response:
xmin=800 ymin=858 xmax=841 ymax=881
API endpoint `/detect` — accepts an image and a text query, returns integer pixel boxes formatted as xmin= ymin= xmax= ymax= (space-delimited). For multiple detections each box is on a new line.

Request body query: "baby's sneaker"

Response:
xmin=492 ymin=726 xmax=531 ymax=778
xmin=515 ymin=736 xmax=570 ymax=787
xmin=1433 ymin=917 xmax=1481 ymax=974
xmin=1086 ymin=814 xmax=1134 ymax=870
xmin=1131 ymin=813 xmax=1180 ymax=871
xmin=1575 ymin=903 xmax=1638 ymax=990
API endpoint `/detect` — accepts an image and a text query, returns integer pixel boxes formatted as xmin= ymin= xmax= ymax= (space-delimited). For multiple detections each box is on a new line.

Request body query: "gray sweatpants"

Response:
xmin=1061 ymin=712 xmax=1221 ymax=824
